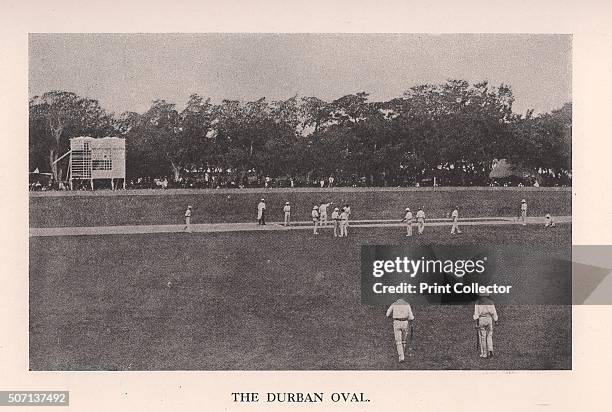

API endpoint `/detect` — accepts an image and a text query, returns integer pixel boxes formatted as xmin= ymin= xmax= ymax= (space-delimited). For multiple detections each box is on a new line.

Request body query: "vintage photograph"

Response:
xmin=28 ymin=33 xmax=572 ymax=370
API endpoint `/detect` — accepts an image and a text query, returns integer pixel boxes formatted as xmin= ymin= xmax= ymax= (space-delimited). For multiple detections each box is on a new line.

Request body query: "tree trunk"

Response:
xmin=170 ymin=160 xmax=181 ymax=182
xmin=49 ymin=149 xmax=58 ymax=181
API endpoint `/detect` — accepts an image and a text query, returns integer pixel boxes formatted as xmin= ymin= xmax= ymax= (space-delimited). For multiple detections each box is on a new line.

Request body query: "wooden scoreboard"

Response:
xmin=69 ymin=136 xmax=126 ymax=190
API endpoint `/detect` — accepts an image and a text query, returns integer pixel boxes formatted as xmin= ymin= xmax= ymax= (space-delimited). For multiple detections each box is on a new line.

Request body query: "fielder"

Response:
xmin=183 ymin=205 xmax=192 ymax=233
xmin=416 ymin=207 xmax=425 ymax=235
xmin=312 ymin=205 xmax=320 ymax=235
xmin=401 ymin=207 xmax=413 ymax=237
xmin=257 ymin=198 xmax=266 ymax=225
xmin=544 ymin=213 xmax=556 ymax=228
xmin=386 ymin=298 xmax=415 ymax=363
xmin=319 ymin=202 xmax=332 ymax=226
xmin=520 ymin=199 xmax=527 ymax=226
xmin=451 ymin=206 xmax=462 ymax=234
xmin=473 ymin=294 xmax=498 ymax=359
xmin=283 ymin=202 xmax=291 ymax=226
xmin=331 ymin=207 xmax=340 ymax=237
xmin=339 ymin=208 xmax=349 ymax=237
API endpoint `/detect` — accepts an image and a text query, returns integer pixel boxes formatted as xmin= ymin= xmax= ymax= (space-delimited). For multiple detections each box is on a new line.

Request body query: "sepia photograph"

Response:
xmin=28 ymin=33 xmax=572 ymax=371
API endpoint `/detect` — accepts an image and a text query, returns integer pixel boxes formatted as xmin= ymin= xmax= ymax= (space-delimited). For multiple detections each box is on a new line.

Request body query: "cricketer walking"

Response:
xmin=386 ymin=298 xmax=415 ymax=363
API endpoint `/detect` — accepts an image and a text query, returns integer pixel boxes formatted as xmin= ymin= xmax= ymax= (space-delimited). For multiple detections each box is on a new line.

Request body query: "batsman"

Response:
xmin=385 ymin=297 xmax=415 ymax=363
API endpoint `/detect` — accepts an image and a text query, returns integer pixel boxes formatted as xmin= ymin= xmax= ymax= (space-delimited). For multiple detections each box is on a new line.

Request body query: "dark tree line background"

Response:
xmin=29 ymin=80 xmax=571 ymax=188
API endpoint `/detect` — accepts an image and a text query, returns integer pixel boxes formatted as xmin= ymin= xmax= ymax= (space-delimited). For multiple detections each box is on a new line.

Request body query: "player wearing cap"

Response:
xmin=386 ymin=298 xmax=415 ymax=363
xmin=520 ymin=199 xmax=527 ymax=226
xmin=416 ymin=207 xmax=426 ymax=235
xmin=257 ymin=198 xmax=266 ymax=225
xmin=283 ymin=202 xmax=291 ymax=226
xmin=474 ymin=294 xmax=499 ymax=358
xmin=331 ymin=207 xmax=340 ymax=237
xmin=312 ymin=205 xmax=320 ymax=234
xmin=450 ymin=206 xmax=462 ymax=234
xmin=401 ymin=207 xmax=413 ymax=237
xmin=184 ymin=205 xmax=192 ymax=233
xmin=339 ymin=208 xmax=349 ymax=237
xmin=544 ymin=213 xmax=556 ymax=228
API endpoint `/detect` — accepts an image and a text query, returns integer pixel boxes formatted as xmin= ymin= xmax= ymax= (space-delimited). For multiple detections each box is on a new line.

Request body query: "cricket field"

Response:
xmin=29 ymin=187 xmax=572 ymax=370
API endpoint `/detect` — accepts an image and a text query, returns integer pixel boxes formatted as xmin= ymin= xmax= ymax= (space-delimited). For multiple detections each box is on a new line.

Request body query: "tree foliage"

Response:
xmin=28 ymin=81 xmax=572 ymax=186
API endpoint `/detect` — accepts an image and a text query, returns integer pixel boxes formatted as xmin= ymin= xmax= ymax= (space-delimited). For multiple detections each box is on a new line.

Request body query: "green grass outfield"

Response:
xmin=29 ymin=187 xmax=571 ymax=227
xmin=29 ymin=224 xmax=571 ymax=370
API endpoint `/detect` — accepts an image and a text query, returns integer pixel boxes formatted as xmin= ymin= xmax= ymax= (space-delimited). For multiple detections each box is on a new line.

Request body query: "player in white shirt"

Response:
xmin=520 ymin=199 xmax=527 ymax=226
xmin=339 ymin=209 xmax=349 ymax=237
xmin=257 ymin=199 xmax=266 ymax=225
xmin=319 ymin=202 xmax=332 ymax=226
xmin=386 ymin=298 xmax=415 ymax=363
xmin=331 ymin=207 xmax=340 ymax=237
xmin=311 ymin=205 xmax=320 ymax=234
xmin=283 ymin=202 xmax=291 ymax=226
xmin=400 ymin=207 xmax=413 ymax=237
xmin=473 ymin=294 xmax=499 ymax=358
xmin=416 ymin=207 xmax=426 ymax=235
xmin=451 ymin=206 xmax=462 ymax=234
xmin=183 ymin=205 xmax=192 ymax=233
xmin=343 ymin=204 xmax=351 ymax=233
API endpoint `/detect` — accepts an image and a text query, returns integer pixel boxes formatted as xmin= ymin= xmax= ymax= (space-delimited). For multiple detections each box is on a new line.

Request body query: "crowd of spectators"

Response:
xmin=29 ymin=171 xmax=571 ymax=191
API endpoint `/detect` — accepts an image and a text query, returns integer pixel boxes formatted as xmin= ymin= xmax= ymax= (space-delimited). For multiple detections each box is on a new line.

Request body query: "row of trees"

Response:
xmin=29 ymin=80 xmax=571 ymax=187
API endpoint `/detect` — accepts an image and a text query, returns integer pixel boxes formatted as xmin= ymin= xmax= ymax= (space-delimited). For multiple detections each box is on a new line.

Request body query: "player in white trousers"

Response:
xmin=184 ymin=205 xmax=192 ymax=233
xmin=283 ymin=202 xmax=291 ymax=226
xmin=339 ymin=209 xmax=349 ymax=237
xmin=416 ymin=207 xmax=425 ymax=235
xmin=401 ymin=208 xmax=413 ymax=237
xmin=474 ymin=294 xmax=499 ymax=358
xmin=331 ymin=207 xmax=340 ymax=237
xmin=312 ymin=206 xmax=320 ymax=234
xmin=451 ymin=207 xmax=462 ymax=234
xmin=386 ymin=298 xmax=415 ymax=363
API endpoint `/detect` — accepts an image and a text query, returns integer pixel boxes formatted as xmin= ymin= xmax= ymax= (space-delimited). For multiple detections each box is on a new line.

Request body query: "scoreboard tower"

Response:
xmin=69 ymin=136 xmax=126 ymax=190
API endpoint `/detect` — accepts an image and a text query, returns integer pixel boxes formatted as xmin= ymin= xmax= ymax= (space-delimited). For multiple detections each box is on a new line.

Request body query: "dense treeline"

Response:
xmin=29 ymin=80 xmax=571 ymax=188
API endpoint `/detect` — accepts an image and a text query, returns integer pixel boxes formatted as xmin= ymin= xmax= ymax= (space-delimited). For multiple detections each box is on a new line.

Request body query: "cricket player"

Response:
xmin=343 ymin=204 xmax=351 ymax=232
xmin=473 ymin=294 xmax=499 ymax=358
xmin=416 ymin=207 xmax=425 ymax=235
xmin=386 ymin=298 xmax=415 ymax=363
xmin=184 ymin=205 xmax=192 ymax=233
xmin=451 ymin=206 xmax=462 ymax=234
xmin=257 ymin=198 xmax=266 ymax=225
xmin=331 ymin=207 xmax=340 ymax=237
xmin=544 ymin=213 xmax=556 ymax=228
xmin=339 ymin=208 xmax=349 ymax=237
xmin=312 ymin=205 xmax=320 ymax=234
xmin=401 ymin=207 xmax=413 ymax=237
xmin=283 ymin=202 xmax=291 ymax=226
xmin=319 ymin=202 xmax=332 ymax=226
xmin=520 ymin=199 xmax=527 ymax=226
